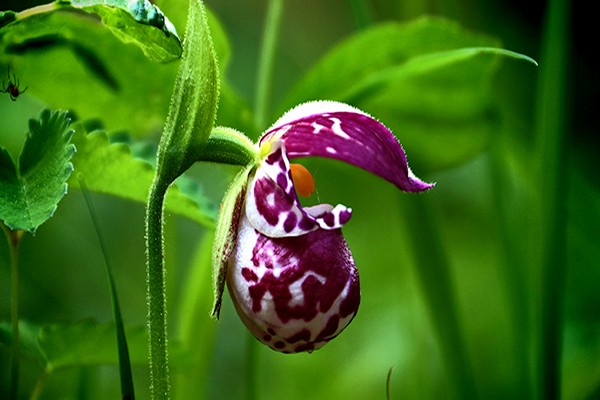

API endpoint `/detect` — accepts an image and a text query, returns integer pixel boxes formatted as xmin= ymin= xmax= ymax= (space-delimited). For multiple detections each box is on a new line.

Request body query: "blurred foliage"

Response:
xmin=1 ymin=0 xmax=598 ymax=399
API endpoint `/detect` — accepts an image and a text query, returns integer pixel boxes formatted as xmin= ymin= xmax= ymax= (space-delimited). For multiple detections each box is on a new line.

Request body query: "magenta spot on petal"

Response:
xmin=323 ymin=213 xmax=335 ymax=227
xmin=254 ymin=178 xmax=280 ymax=226
xmin=244 ymin=228 xmax=359 ymax=331
xmin=283 ymin=212 xmax=298 ymax=233
xmin=265 ymin=148 xmax=282 ymax=165
xmin=286 ymin=329 xmax=311 ymax=344
xmin=267 ymin=328 xmax=276 ymax=336
xmin=241 ymin=268 xmax=258 ymax=282
xmin=248 ymin=284 xmax=266 ymax=312
xmin=316 ymin=314 xmax=340 ymax=342
xmin=274 ymin=341 xmax=285 ymax=349
xmin=276 ymin=173 xmax=288 ymax=190
xmin=298 ymin=216 xmax=315 ymax=231
xmin=294 ymin=343 xmax=315 ymax=353
xmin=263 ymin=334 xmax=272 ymax=342
xmin=339 ymin=210 xmax=351 ymax=224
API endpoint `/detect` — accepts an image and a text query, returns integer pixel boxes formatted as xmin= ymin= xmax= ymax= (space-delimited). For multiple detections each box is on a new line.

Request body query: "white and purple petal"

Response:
xmin=260 ymin=101 xmax=434 ymax=192
xmin=245 ymin=140 xmax=352 ymax=238
xmin=227 ymin=212 xmax=360 ymax=353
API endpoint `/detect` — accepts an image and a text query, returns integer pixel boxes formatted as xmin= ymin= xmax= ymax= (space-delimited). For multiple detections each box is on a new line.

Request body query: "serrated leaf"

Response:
xmin=69 ymin=123 xmax=216 ymax=227
xmin=279 ymin=16 xmax=536 ymax=172
xmin=0 ymin=109 xmax=74 ymax=232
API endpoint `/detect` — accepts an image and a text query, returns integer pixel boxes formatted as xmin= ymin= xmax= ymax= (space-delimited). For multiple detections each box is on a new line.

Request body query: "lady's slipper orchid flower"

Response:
xmin=213 ymin=101 xmax=433 ymax=354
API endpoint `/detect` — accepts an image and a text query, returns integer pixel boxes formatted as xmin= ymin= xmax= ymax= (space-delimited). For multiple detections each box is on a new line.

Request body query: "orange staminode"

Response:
xmin=290 ymin=163 xmax=315 ymax=197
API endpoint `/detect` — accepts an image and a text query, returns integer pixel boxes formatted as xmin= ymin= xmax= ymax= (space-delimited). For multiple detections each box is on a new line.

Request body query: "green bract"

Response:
xmin=154 ymin=0 xmax=218 ymax=182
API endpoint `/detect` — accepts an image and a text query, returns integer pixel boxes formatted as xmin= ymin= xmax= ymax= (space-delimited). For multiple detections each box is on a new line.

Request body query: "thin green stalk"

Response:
xmin=254 ymin=0 xmax=285 ymax=130
xmin=535 ymin=0 xmax=569 ymax=397
xmin=79 ymin=177 xmax=135 ymax=400
xmin=2 ymin=224 xmax=24 ymax=400
xmin=402 ymin=195 xmax=478 ymax=399
xmin=146 ymin=175 xmax=172 ymax=399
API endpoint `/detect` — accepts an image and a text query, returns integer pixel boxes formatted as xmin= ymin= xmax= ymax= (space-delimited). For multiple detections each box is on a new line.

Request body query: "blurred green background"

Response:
xmin=1 ymin=0 xmax=598 ymax=399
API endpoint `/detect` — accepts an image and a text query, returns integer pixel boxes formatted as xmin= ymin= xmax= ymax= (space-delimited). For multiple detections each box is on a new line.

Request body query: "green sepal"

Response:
xmin=211 ymin=164 xmax=254 ymax=318
xmin=0 ymin=109 xmax=74 ymax=232
xmin=155 ymin=0 xmax=219 ymax=184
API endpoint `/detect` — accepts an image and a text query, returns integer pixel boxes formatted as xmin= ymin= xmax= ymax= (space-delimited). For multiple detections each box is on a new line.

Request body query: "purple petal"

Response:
xmin=246 ymin=140 xmax=352 ymax=238
xmin=228 ymin=212 xmax=360 ymax=353
xmin=260 ymin=101 xmax=434 ymax=192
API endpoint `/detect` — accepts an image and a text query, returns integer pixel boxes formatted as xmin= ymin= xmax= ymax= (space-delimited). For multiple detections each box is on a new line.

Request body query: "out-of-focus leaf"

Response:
xmin=10 ymin=0 xmax=180 ymax=62
xmin=69 ymin=123 xmax=217 ymax=227
xmin=0 ymin=2 xmax=242 ymax=139
xmin=279 ymin=17 xmax=536 ymax=172
xmin=0 ymin=320 xmax=190 ymax=371
xmin=0 ymin=6 xmax=178 ymax=136
xmin=0 ymin=109 xmax=74 ymax=232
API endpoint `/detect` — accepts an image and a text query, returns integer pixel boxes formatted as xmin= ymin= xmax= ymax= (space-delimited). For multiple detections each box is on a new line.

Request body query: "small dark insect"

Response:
xmin=2 ymin=67 xmax=28 ymax=101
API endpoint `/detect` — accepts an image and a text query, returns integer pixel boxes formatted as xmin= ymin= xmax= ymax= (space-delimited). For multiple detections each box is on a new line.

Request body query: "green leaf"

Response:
xmin=10 ymin=0 xmax=180 ymax=62
xmin=0 ymin=109 xmax=74 ymax=232
xmin=279 ymin=16 xmax=536 ymax=172
xmin=0 ymin=0 xmax=181 ymax=138
xmin=69 ymin=123 xmax=216 ymax=227
xmin=0 ymin=320 xmax=179 ymax=371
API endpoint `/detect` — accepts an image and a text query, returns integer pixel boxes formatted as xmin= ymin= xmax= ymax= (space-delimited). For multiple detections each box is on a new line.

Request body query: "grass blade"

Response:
xmin=79 ymin=176 xmax=135 ymax=400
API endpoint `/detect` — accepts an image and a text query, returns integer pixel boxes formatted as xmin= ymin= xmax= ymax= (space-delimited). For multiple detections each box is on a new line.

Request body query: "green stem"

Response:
xmin=2 ymin=224 xmax=24 ymax=400
xmin=535 ymin=0 xmax=569 ymax=397
xmin=145 ymin=175 xmax=172 ymax=399
xmin=254 ymin=0 xmax=285 ymax=130
xmin=402 ymin=195 xmax=478 ymax=399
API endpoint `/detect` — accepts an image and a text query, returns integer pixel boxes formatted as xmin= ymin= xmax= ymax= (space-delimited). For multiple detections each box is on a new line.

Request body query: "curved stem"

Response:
xmin=254 ymin=0 xmax=285 ymax=130
xmin=145 ymin=175 xmax=172 ymax=399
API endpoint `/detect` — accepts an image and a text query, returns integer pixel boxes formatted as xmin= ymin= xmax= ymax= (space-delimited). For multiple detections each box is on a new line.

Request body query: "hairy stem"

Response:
xmin=145 ymin=175 xmax=172 ymax=399
xmin=254 ymin=0 xmax=285 ymax=130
